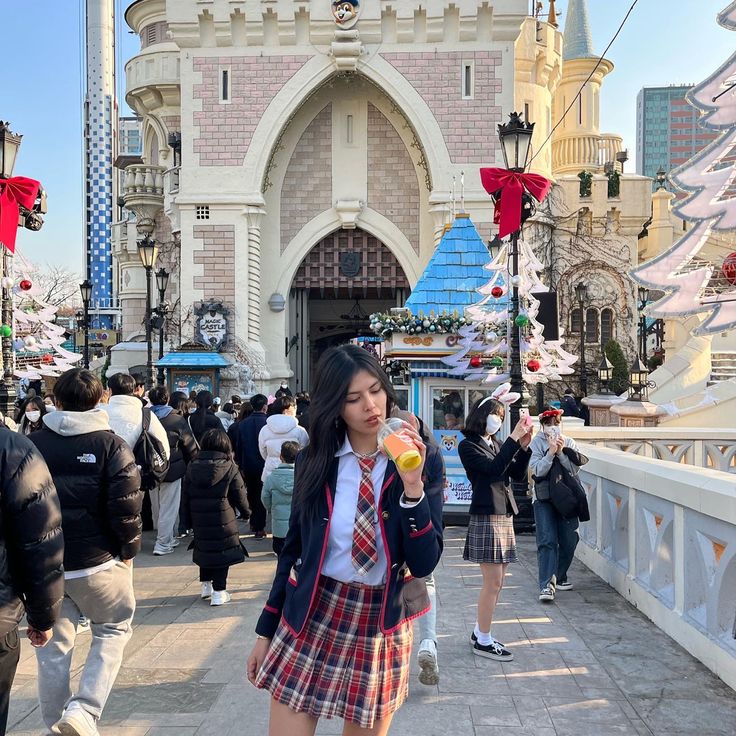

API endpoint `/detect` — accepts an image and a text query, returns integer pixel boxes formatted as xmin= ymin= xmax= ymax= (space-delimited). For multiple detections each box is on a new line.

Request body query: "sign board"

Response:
xmin=433 ymin=429 xmax=470 ymax=506
xmin=194 ymin=302 xmax=230 ymax=351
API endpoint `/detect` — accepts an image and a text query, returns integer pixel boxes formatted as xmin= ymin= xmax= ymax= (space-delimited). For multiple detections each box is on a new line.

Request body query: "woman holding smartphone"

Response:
xmin=529 ymin=406 xmax=588 ymax=603
xmin=247 ymin=344 xmax=444 ymax=735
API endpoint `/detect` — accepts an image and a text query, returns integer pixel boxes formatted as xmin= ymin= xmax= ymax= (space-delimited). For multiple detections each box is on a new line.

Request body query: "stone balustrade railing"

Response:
xmin=575 ymin=445 xmax=736 ymax=690
xmin=123 ymin=164 xmax=165 ymax=198
xmin=599 ymin=133 xmax=624 ymax=167
xmin=551 ymin=132 xmax=625 ymax=175
xmin=567 ymin=426 xmax=736 ymax=474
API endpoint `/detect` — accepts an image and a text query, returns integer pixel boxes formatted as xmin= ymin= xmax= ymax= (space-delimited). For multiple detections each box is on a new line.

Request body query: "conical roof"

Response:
xmin=562 ymin=0 xmax=597 ymax=61
xmin=404 ymin=215 xmax=491 ymax=315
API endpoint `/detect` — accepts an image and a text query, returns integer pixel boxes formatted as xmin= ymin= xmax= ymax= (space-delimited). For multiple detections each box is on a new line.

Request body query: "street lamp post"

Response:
xmin=0 ymin=122 xmax=23 ymax=416
xmin=497 ymin=112 xmax=535 ymax=429
xmin=137 ymin=236 xmax=158 ymax=391
xmin=628 ymin=355 xmax=652 ymax=402
xmin=575 ymin=281 xmax=588 ymax=396
xmin=637 ymin=285 xmax=649 ymax=364
xmin=155 ymin=267 xmax=169 ymax=386
xmin=79 ymin=279 xmax=93 ymax=369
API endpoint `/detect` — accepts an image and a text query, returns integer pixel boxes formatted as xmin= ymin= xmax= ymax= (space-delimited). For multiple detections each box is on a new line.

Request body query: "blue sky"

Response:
xmin=1 ymin=0 xmax=733 ymax=272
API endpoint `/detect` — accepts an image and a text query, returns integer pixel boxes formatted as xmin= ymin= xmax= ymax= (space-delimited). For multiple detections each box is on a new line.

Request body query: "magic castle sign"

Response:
xmin=194 ymin=301 xmax=230 ymax=351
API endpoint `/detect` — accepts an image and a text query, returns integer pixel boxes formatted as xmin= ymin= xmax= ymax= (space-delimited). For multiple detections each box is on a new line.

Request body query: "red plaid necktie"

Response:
xmin=352 ymin=456 xmax=378 ymax=574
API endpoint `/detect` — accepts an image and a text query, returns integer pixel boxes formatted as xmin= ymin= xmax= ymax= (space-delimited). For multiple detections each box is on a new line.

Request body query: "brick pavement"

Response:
xmin=7 ymin=528 xmax=736 ymax=736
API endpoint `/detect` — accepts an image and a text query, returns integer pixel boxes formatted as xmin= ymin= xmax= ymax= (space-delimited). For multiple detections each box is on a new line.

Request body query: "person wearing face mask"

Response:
xmin=19 ymin=397 xmax=47 ymax=436
xmin=44 ymin=394 xmax=57 ymax=413
xmin=274 ymin=381 xmax=292 ymax=399
xmin=529 ymin=407 xmax=589 ymax=603
xmin=458 ymin=396 xmax=532 ymax=662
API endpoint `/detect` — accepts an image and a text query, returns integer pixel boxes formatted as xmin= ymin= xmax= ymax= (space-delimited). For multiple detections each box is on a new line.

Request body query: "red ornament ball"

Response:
xmin=722 ymin=252 xmax=736 ymax=286
xmin=19 ymin=279 xmax=32 ymax=291
xmin=469 ymin=355 xmax=482 ymax=368
xmin=41 ymin=353 xmax=54 ymax=364
xmin=527 ymin=359 xmax=541 ymax=372
xmin=491 ymin=286 xmax=504 ymax=299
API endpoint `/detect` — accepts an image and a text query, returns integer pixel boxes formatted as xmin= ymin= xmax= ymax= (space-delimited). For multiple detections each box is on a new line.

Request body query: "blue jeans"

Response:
xmin=534 ymin=500 xmax=579 ymax=590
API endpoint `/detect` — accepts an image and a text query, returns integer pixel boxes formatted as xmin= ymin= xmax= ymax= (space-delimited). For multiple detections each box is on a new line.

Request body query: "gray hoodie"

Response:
xmin=529 ymin=430 xmax=580 ymax=500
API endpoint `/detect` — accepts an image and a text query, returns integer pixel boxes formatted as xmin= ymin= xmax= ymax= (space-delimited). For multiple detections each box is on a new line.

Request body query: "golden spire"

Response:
xmin=548 ymin=0 xmax=559 ymax=28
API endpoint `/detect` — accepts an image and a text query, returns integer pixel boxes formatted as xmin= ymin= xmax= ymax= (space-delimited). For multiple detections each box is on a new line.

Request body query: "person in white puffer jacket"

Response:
xmin=258 ymin=396 xmax=309 ymax=481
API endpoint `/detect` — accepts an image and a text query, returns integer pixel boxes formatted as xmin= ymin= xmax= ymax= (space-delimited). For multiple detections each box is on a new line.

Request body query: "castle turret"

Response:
xmin=551 ymin=0 xmax=619 ymax=175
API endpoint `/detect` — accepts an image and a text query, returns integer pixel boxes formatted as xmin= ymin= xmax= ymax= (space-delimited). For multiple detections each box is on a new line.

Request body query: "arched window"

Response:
xmin=585 ymin=308 xmax=599 ymax=343
xmin=601 ymin=308 xmax=614 ymax=345
xmin=570 ymin=308 xmax=582 ymax=333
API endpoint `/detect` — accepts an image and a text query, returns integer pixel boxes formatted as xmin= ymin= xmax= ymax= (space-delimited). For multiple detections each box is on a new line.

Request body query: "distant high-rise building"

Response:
xmin=636 ymin=85 xmax=718 ymax=184
xmin=118 ymin=117 xmax=143 ymax=157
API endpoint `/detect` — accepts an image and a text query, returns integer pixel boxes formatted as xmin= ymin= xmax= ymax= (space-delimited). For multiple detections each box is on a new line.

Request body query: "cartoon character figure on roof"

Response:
xmin=332 ymin=0 xmax=361 ymax=28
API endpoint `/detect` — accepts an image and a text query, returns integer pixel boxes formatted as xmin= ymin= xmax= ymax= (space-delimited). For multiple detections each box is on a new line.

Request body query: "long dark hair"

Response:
xmin=200 ymin=428 xmax=233 ymax=458
xmin=296 ymin=344 xmax=397 ymax=519
xmin=189 ymin=390 xmax=213 ymax=436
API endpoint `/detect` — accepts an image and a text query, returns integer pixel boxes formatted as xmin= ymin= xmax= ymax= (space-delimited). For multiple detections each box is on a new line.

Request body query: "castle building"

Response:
xmin=112 ymin=0 xmax=652 ymax=396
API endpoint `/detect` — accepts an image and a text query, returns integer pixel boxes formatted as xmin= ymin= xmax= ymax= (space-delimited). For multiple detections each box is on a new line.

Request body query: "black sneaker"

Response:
xmin=473 ymin=639 xmax=513 ymax=661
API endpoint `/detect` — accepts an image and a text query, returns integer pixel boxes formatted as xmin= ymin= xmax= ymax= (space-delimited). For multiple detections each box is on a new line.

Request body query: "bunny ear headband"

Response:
xmin=479 ymin=382 xmax=521 ymax=408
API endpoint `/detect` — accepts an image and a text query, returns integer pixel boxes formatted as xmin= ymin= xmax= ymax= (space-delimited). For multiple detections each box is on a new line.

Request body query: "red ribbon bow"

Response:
xmin=479 ymin=168 xmax=552 ymax=239
xmin=0 ymin=176 xmax=41 ymax=253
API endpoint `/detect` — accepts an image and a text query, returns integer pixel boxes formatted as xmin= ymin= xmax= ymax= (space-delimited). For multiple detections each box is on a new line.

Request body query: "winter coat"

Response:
xmin=458 ymin=434 xmax=531 ymax=516
xmin=258 ymin=414 xmax=309 ymax=481
xmin=560 ymin=395 xmax=579 ymax=418
xmin=187 ymin=411 xmax=222 ymax=444
xmin=30 ymin=409 xmax=143 ymax=571
xmin=232 ymin=412 xmax=268 ymax=475
xmin=529 ymin=431 xmax=587 ymax=501
xmin=102 ymin=394 xmax=170 ymax=459
xmin=151 ymin=405 xmax=198 ymax=482
xmin=261 ymin=463 xmax=295 ymax=538
xmin=184 ymin=451 xmax=250 ymax=569
xmin=214 ymin=410 xmax=234 ymax=431
xmin=0 ymin=430 xmax=64 ymax=637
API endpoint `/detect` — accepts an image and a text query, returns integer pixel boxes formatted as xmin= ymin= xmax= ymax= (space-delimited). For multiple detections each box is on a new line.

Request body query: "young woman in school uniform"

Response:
xmin=247 ymin=344 xmax=445 ymax=736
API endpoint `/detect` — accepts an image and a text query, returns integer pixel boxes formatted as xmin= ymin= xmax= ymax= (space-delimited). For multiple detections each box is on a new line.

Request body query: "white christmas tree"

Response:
xmin=448 ymin=237 xmax=576 ymax=385
xmin=632 ymin=1 xmax=736 ymax=334
xmin=11 ymin=253 xmax=81 ymax=380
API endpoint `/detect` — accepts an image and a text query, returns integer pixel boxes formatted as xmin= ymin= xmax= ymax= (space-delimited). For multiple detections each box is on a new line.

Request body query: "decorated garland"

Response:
xmin=369 ymin=310 xmax=467 ymax=337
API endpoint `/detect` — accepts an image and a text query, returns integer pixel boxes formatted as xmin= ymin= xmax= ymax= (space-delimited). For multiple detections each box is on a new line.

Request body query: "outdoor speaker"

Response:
xmin=532 ymin=291 xmax=559 ymax=341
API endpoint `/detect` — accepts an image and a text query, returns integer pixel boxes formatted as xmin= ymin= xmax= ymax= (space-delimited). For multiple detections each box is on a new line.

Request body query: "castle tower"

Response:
xmin=84 ymin=0 xmax=116 ymax=328
xmin=551 ymin=0 xmax=614 ymax=175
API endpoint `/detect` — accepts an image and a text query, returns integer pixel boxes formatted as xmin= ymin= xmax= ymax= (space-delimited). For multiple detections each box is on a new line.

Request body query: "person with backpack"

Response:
xmin=183 ymin=429 xmax=250 ymax=606
xmin=530 ymin=406 xmax=589 ymax=603
xmin=102 ymin=373 xmax=170 ymax=531
xmin=149 ymin=386 xmax=199 ymax=556
xmin=29 ymin=369 xmax=143 ymax=735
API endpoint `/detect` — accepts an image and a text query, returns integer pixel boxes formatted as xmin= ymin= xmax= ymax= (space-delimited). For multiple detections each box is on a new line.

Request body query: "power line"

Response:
xmin=527 ymin=0 xmax=640 ymax=167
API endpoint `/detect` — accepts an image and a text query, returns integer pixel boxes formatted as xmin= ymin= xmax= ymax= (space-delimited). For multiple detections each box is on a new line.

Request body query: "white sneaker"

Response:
xmin=171 ymin=538 xmax=181 ymax=548
xmin=201 ymin=581 xmax=213 ymax=599
xmin=210 ymin=590 xmax=231 ymax=606
xmin=556 ymin=579 xmax=573 ymax=591
xmin=153 ymin=545 xmax=174 ymax=556
xmin=539 ymin=585 xmax=555 ymax=602
xmin=417 ymin=639 xmax=439 ymax=685
xmin=54 ymin=702 xmax=99 ymax=736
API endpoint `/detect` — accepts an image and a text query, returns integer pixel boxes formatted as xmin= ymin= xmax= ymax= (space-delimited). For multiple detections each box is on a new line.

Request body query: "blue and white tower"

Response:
xmin=84 ymin=0 xmax=116 ymax=328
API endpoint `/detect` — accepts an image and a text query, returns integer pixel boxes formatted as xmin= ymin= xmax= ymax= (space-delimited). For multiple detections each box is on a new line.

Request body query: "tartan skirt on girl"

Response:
xmin=255 ymin=575 xmax=413 ymax=729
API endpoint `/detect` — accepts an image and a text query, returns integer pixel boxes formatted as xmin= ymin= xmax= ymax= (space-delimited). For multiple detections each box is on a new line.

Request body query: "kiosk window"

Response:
xmin=432 ymin=389 xmax=465 ymax=430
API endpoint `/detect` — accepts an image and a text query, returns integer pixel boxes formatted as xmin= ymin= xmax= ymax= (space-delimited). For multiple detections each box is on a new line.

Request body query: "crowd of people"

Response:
xmin=0 ymin=350 xmax=590 ymax=736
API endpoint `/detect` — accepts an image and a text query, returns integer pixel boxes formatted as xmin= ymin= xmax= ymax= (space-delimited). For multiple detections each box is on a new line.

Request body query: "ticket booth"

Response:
xmin=155 ymin=344 xmax=232 ymax=396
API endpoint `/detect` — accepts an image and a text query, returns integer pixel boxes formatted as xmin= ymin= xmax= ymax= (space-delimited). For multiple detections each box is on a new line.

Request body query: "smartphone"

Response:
xmin=519 ymin=407 xmax=533 ymax=429
xmin=545 ymin=425 xmax=560 ymax=439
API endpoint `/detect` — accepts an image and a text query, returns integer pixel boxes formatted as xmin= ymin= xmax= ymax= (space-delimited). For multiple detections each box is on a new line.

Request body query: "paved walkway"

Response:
xmin=8 ymin=528 xmax=736 ymax=736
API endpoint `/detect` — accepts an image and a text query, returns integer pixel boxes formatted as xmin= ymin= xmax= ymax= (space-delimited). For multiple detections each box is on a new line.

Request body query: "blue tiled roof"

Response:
xmin=404 ymin=215 xmax=491 ymax=315
xmin=562 ymin=0 xmax=597 ymax=61
xmin=156 ymin=352 xmax=231 ymax=368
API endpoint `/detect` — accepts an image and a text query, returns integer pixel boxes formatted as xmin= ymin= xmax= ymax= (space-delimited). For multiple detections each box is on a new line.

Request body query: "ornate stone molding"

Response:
xmin=330 ymin=29 xmax=363 ymax=72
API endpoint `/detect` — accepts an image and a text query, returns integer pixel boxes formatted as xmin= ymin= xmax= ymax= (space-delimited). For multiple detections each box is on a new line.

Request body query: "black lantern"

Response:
xmin=628 ymin=356 xmax=650 ymax=401
xmin=655 ymin=168 xmax=667 ymax=190
xmin=0 ymin=121 xmax=22 ymax=179
xmin=598 ymin=355 xmax=614 ymax=394
xmin=497 ymin=112 xmax=534 ymax=172
xmin=79 ymin=279 xmax=92 ymax=369
xmin=574 ymin=281 xmax=587 ymax=303
xmin=487 ymin=235 xmax=503 ymax=260
xmin=137 ymin=236 xmax=158 ymax=269
xmin=155 ymin=267 xmax=169 ymax=295
xmin=638 ymin=285 xmax=649 ymax=308
xmin=79 ymin=279 xmax=93 ymax=306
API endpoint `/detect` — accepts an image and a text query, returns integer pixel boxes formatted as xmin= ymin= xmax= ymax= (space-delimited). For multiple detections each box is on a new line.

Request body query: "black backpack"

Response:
xmin=133 ymin=408 xmax=170 ymax=490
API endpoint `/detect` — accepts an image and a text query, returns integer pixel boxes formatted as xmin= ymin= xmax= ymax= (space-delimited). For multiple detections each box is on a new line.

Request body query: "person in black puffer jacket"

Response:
xmin=149 ymin=386 xmax=199 ymax=556
xmin=28 ymin=369 xmax=142 ymax=736
xmin=184 ymin=429 xmax=250 ymax=607
xmin=0 ymin=427 xmax=64 ymax=736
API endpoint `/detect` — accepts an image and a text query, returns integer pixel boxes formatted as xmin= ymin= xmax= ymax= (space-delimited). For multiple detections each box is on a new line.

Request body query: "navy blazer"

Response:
xmin=255 ymin=444 xmax=445 ymax=638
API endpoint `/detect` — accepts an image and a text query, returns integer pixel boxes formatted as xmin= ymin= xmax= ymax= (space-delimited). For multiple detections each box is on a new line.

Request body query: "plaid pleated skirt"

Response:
xmin=463 ymin=514 xmax=518 ymax=564
xmin=255 ymin=575 xmax=412 ymax=728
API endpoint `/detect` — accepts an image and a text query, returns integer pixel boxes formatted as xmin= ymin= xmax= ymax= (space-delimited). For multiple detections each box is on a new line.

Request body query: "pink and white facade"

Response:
xmin=114 ymin=0 xmax=619 ymax=394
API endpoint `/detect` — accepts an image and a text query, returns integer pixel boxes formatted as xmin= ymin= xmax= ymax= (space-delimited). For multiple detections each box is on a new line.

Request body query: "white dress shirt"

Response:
xmin=321 ymin=437 xmax=389 ymax=585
